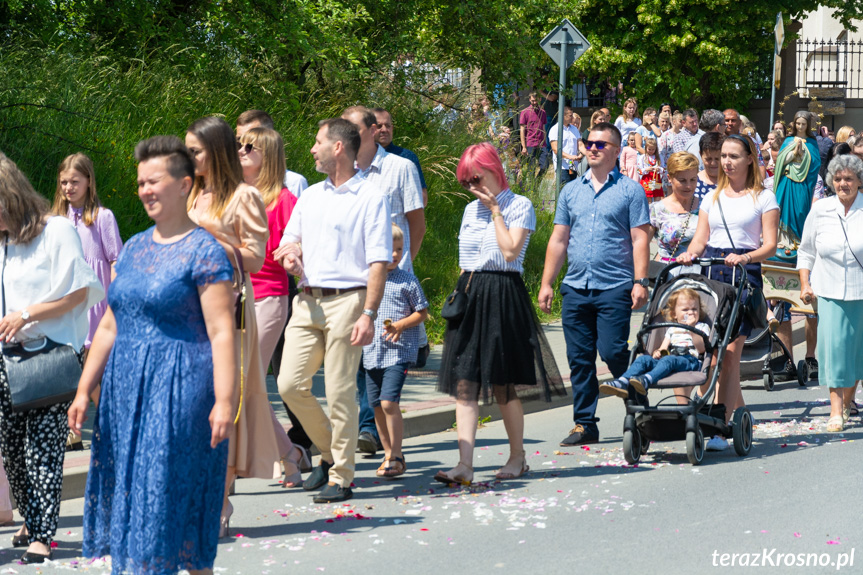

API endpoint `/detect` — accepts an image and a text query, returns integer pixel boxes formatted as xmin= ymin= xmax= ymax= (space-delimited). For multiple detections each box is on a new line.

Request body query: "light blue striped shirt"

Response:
xmin=458 ymin=189 xmax=536 ymax=273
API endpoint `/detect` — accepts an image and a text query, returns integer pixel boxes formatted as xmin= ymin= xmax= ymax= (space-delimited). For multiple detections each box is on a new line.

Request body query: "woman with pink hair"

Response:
xmin=434 ymin=143 xmax=563 ymax=485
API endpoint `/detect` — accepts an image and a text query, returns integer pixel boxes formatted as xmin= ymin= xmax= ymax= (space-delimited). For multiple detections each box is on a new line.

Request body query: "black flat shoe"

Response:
xmin=11 ymin=534 xmax=28 ymax=548
xmin=313 ymin=482 xmax=353 ymax=503
xmin=20 ymin=550 xmax=52 ymax=564
xmin=302 ymin=459 xmax=332 ymax=491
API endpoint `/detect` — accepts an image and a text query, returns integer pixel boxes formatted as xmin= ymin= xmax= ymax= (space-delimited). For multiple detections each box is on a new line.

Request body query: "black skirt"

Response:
xmin=437 ymin=271 xmax=565 ymax=405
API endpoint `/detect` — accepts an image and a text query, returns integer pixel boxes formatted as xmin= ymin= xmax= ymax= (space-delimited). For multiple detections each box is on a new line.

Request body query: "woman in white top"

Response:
xmin=635 ymin=107 xmax=662 ymax=154
xmin=614 ymin=98 xmax=642 ymax=143
xmin=798 ymin=155 xmax=863 ymax=432
xmin=0 ymin=154 xmax=102 ymax=563
xmin=435 ymin=143 xmax=563 ymax=486
xmin=678 ymin=135 xmax=779 ymax=447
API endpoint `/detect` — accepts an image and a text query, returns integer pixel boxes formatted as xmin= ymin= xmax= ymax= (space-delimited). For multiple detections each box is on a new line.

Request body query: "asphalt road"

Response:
xmin=0 ymin=368 xmax=859 ymax=574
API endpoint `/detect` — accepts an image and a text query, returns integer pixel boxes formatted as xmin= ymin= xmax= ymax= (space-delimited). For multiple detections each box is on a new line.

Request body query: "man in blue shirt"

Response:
xmin=539 ymin=122 xmax=651 ymax=446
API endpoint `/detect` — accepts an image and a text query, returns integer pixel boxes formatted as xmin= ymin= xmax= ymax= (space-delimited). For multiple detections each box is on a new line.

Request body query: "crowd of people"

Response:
xmin=0 ymin=94 xmax=861 ymax=573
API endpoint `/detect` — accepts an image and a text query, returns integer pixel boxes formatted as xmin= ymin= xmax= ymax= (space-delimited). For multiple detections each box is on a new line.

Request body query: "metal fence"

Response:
xmin=796 ymin=38 xmax=863 ymax=98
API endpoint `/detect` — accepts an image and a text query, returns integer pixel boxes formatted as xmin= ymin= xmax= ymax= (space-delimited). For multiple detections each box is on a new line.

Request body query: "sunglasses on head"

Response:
xmin=460 ymin=174 xmax=483 ymax=189
xmin=585 ymin=140 xmax=615 ymax=150
xmin=237 ymin=142 xmax=257 ymax=154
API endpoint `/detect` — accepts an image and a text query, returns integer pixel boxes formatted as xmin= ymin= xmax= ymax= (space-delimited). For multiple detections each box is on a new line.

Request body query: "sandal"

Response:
xmin=282 ymin=446 xmax=306 ymax=488
xmin=378 ymin=455 xmax=406 ymax=478
xmin=495 ymin=451 xmax=530 ymax=480
xmin=826 ymin=415 xmax=845 ymax=433
xmin=433 ymin=462 xmax=473 ymax=486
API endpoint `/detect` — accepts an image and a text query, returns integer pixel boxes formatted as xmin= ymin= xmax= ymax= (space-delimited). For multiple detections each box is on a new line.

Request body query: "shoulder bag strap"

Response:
xmin=714 ymin=194 xmax=736 ymax=251
xmin=1 ymin=239 xmax=6 ymax=319
xmin=838 ymin=214 xmax=863 ymax=270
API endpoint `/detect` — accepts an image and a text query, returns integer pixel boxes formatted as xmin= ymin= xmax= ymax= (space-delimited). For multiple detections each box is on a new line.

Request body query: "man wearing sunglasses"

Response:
xmin=538 ymin=122 xmax=651 ymax=447
xmin=342 ymin=105 xmax=425 ymax=458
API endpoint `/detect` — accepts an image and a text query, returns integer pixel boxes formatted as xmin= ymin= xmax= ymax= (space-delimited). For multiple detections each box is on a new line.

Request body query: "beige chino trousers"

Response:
xmin=277 ymin=289 xmax=365 ymax=487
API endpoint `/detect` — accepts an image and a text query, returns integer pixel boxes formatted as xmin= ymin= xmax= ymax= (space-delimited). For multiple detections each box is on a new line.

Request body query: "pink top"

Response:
xmin=619 ymin=147 xmax=639 ymax=180
xmin=68 ymin=206 xmax=123 ymax=347
xmin=251 ymin=188 xmax=298 ymax=299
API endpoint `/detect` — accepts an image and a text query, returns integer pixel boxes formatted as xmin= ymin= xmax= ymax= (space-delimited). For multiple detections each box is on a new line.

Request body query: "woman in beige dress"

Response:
xmin=186 ymin=116 xmax=281 ymax=537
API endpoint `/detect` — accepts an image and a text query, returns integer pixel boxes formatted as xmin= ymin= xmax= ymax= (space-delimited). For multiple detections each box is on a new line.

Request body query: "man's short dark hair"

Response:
xmin=683 ymin=108 xmax=699 ymax=122
xmin=700 ymin=109 xmax=725 ymax=132
xmin=342 ymin=105 xmax=377 ymax=129
xmin=319 ymin=118 xmax=361 ymax=158
xmin=237 ymin=109 xmax=274 ymax=129
xmin=564 ymin=105 xmax=574 ymax=113
xmin=134 ymin=135 xmax=195 ymax=181
xmin=699 ymin=131 xmax=726 ymax=155
xmin=590 ymin=121 xmax=622 ymax=146
xmin=371 ymin=107 xmax=389 ymax=116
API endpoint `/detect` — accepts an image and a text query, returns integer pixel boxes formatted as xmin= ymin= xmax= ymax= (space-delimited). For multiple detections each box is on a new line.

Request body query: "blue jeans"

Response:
xmin=622 ymin=354 xmax=700 ymax=382
xmin=561 ymin=283 xmax=633 ymax=436
xmin=356 ymin=358 xmax=379 ymax=441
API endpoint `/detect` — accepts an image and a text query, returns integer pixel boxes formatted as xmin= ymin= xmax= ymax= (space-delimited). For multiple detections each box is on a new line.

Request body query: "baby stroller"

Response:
xmin=741 ymin=301 xmax=799 ymax=391
xmin=620 ymin=259 xmax=754 ymax=465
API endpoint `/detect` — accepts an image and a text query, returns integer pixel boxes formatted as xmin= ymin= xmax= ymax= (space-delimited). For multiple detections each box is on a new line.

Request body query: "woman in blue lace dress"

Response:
xmin=69 ymin=136 xmax=237 ymax=575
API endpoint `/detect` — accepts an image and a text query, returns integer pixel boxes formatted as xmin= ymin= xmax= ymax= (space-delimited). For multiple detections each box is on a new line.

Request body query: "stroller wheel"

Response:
xmin=686 ymin=427 xmax=704 ymax=465
xmin=731 ymin=407 xmax=753 ymax=456
xmin=762 ymin=371 xmax=775 ymax=392
xmin=796 ymin=360 xmax=808 ymax=386
xmin=640 ymin=430 xmax=650 ymax=455
xmin=623 ymin=428 xmax=642 ymax=464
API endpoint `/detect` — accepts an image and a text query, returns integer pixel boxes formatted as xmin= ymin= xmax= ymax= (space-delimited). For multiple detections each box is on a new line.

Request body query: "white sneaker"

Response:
xmin=705 ymin=435 xmax=729 ymax=451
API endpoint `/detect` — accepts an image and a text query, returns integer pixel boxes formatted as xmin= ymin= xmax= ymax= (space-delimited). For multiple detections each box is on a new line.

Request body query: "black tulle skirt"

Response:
xmin=437 ymin=271 xmax=565 ymax=405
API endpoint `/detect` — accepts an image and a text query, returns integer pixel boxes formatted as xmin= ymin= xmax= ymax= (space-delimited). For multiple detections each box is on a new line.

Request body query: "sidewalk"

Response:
xmin=58 ymin=309 xmax=808 ymax=501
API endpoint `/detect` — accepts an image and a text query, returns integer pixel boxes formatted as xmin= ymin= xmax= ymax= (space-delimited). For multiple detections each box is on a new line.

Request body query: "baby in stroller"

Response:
xmin=600 ymin=288 xmax=708 ymax=398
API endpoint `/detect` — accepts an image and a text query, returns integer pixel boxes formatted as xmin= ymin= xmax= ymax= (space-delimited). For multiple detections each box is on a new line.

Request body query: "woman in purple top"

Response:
xmin=52 ymin=154 xmax=123 ymax=351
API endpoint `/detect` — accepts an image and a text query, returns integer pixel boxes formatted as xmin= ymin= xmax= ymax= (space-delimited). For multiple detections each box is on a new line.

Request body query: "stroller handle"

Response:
xmin=657 ymin=258 xmax=750 ymax=286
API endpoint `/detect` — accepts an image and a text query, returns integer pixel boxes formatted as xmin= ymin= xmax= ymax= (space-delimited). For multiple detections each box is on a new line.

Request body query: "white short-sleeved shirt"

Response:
xmin=283 ymin=169 xmax=309 ymax=198
xmin=458 ymin=189 xmax=535 ymax=273
xmin=701 ymin=189 xmax=779 ymax=250
xmin=2 ymin=217 xmax=104 ymax=350
xmin=280 ymin=171 xmax=393 ymax=288
xmin=668 ymin=322 xmax=710 ymax=357
xmin=359 ymin=145 xmax=424 ymax=273
xmin=548 ymin=123 xmax=580 ymax=170
xmin=615 ymin=117 xmax=642 ymax=142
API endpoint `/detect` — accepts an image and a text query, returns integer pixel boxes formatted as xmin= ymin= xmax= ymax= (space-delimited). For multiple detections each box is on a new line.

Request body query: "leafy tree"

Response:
xmin=566 ymin=0 xmax=863 ymax=108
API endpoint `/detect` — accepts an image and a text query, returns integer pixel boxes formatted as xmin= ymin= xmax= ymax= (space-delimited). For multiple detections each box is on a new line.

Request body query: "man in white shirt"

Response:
xmin=342 ymin=105 xmax=426 ymax=455
xmin=549 ymin=106 xmax=583 ymax=184
xmin=274 ymin=118 xmax=391 ymax=503
xmin=236 ymin=109 xmax=309 ymax=197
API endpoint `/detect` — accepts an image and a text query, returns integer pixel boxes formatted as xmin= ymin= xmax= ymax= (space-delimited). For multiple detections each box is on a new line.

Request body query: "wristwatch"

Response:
xmin=20 ymin=309 xmax=30 ymax=322
xmin=362 ymin=308 xmax=378 ymax=320
xmin=634 ymin=278 xmax=650 ymax=288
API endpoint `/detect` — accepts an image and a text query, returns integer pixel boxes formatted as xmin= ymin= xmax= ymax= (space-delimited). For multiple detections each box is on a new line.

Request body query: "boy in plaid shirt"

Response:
xmin=362 ymin=224 xmax=429 ymax=478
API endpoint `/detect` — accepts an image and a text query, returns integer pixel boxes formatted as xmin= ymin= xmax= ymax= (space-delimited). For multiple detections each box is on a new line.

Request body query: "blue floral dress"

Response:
xmin=83 ymin=227 xmax=233 ymax=574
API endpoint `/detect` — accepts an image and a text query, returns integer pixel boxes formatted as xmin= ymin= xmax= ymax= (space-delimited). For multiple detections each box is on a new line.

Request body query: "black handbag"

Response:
xmin=230 ymin=245 xmax=247 ymax=330
xmin=1 ymin=241 xmax=82 ymax=412
xmin=715 ymin=197 xmax=768 ymax=332
xmin=441 ymin=272 xmax=474 ymax=321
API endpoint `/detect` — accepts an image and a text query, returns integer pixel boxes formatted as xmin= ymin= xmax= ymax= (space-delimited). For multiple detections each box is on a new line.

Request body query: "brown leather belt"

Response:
xmin=301 ymin=286 xmax=364 ymax=297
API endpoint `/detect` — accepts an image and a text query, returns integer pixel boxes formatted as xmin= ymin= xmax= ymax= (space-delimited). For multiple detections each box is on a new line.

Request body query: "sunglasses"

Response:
xmin=460 ymin=174 xmax=483 ymax=189
xmin=237 ymin=142 xmax=258 ymax=154
xmin=585 ymin=140 xmax=616 ymax=151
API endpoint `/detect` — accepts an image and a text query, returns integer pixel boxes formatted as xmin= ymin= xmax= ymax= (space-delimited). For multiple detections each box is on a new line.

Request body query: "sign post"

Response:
xmin=770 ymin=13 xmax=785 ymax=128
xmin=540 ymin=19 xmax=590 ymax=200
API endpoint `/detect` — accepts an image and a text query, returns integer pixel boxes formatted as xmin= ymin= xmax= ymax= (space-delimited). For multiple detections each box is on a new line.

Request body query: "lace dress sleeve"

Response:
xmin=192 ymin=230 xmax=235 ymax=287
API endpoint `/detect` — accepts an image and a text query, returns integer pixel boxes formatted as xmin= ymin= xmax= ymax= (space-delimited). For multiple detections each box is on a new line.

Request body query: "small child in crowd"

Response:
xmin=620 ymin=132 xmax=639 ymax=180
xmin=600 ymin=288 xmax=708 ymax=398
xmin=362 ymin=224 xmax=429 ymax=478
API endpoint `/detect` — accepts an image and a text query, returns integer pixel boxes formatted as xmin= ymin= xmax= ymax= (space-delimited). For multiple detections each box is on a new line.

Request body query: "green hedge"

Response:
xmin=0 ymin=45 xmax=563 ymax=343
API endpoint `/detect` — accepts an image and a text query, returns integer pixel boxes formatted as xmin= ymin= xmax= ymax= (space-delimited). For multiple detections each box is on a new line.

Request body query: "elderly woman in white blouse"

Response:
xmin=798 ymin=154 xmax=863 ymax=432
xmin=435 ymin=142 xmax=563 ymax=485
